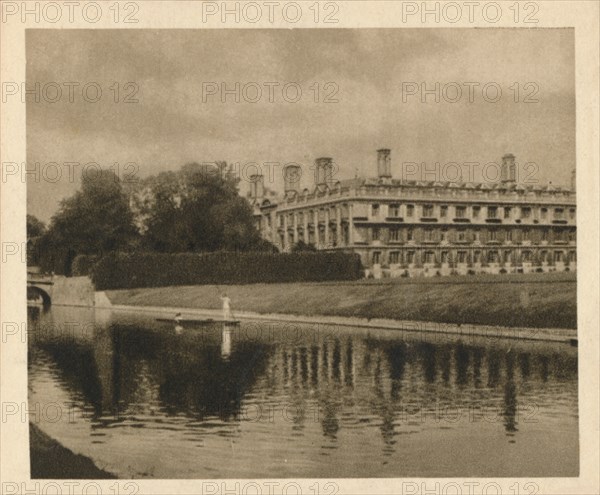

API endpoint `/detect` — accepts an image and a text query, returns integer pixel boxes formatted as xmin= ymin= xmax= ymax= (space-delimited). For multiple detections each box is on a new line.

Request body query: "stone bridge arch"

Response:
xmin=27 ymin=284 xmax=52 ymax=306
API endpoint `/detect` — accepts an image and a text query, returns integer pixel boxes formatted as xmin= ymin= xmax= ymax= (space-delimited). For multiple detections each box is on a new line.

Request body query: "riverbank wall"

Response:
xmin=96 ymin=296 xmax=577 ymax=344
xmin=51 ymin=276 xmax=95 ymax=307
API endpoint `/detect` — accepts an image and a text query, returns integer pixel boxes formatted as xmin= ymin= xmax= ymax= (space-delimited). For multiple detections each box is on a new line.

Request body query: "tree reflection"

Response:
xmin=28 ymin=310 xmax=578 ymax=461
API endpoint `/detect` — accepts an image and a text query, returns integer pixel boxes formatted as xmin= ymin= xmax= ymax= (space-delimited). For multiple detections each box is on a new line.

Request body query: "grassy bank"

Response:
xmin=106 ymin=272 xmax=577 ymax=329
xmin=30 ymin=423 xmax=115 ymax=479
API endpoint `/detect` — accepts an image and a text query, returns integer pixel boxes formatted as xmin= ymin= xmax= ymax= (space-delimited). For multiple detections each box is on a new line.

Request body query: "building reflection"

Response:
xmin=28 ymin=309 xmax=577 ymax=456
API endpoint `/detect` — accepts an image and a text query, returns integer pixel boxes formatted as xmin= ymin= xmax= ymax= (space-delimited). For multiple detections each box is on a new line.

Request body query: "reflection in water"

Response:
xmin=221 ymin=327 xmax=232 ymax=359
xmin=28 ymin=307 xmax=579 ymax=478
xmin=504 ymin=352 xmax=518 ymax=435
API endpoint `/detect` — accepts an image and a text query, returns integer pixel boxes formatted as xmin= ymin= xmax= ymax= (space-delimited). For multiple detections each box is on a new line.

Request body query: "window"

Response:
xmin=474 ymin=251 xmax=481 ymax=263
xmin=389 ymin=204 xmax=400 ymax=217
xmin=279 ymin=215 xmax=284 ymax=227
xmin=424 ymin=251 xmax=435 ymax=264
xmin=372 ymin=251 xmax=381 ymax=264
xmin=553 ymin=229 xmax=564 ymax=242
xmin=506 ymin=230 xmax=513 ymax=242
xmin=457 ymin=251 xmax=467 ymax=263
xmin=441 ymin=251 xmax=449 ymax=263
xmin=423 ymin=229 xmax=434 ymax=242
xmin=407 ymin=251 xmax=415 ymax=264
xmin=504 ymin=207 xmax=511 ymax=219
xmin=457 ymin=230 xmax=466 ymax=242
xmin=504 ymin=250 xmax=511 ymax=263
xmin=554 ymin=251 xmax=563 ymax=262
xmin=455 ymin=206 xmax=466 ymax=218
xmin=569 ymin=208 xmax=575 ymax=220
xmin=488 ymin=251 xmax=499 ymax=263
xmin=389 ymin=228 xmax=400 ymax=242
xmin=489 ymin=229 xmax=497 ymax=241
xmin=372 ymin=228 xmax=380 ymax=241
xmin=440 ymin=206 xmax=448 ymax=218
xmin=474 ymin=230 xmax=480 ymax=241
xmin=521 ymin=207 xmax=531 ymax=219
xmin=389 ymin=251 xmax=400 ymax=264
xmin=407 ymin=228 xmax=414 ymax=241
xmin=406 ymin=204 xmax=414 ymax=217
xmin=569 ymin=250 xmax=576 ymax=262
xmin=542 ymin=229 xmax=549 ymax=241
xmin=540 ymin=208 xmax=547 ymax=220
xmin=372 ymin=204 xmax=380 ymax=216
xmin=473 ymin=206 xmax=481 ymax=218
xmin=441 ymin=229 xmax=448 ymax=242
xmin=423 ymin=204 xmax=434 ymax=217
xmin=568 ymin=230 xmax=576 ymax=242
xmin=554 ymin=208 xmax=564 ymax=220
xmin=487 ymin=206 xmax=498 ymax=219
xmin=522 ymin=251 xmax=532 ymax=263
xmin=523 ymin=229 xmax=530 ymax=241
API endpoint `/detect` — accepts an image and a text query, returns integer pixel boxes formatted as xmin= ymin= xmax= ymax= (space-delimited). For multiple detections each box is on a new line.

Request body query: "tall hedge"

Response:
xmin=91 ymin=251 xmax=362 ymax=290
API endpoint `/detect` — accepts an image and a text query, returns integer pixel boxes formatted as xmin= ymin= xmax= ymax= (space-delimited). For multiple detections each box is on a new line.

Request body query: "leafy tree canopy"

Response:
xmin=36 ymin=163 xmax=276 ymax=274
xmin=27 ymin=214 xmax=46 ymax=238
xmin=136 ymin=162 xmax=275 ymax=252
xmin=39 ymin=170 xmax=138 ymax=273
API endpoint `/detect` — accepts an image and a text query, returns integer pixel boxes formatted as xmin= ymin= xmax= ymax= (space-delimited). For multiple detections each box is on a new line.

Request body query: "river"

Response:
xmin=28 ymin=305 xmax=578 ymax=478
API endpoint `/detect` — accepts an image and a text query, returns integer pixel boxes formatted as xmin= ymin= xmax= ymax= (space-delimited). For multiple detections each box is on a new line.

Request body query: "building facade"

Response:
xmin=251 ymin=150 xmax=576 ymax=277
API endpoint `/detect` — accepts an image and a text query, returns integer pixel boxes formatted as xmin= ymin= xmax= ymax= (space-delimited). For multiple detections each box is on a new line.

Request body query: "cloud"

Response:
xmin=27 ymin=28 xmax=575 ymax=222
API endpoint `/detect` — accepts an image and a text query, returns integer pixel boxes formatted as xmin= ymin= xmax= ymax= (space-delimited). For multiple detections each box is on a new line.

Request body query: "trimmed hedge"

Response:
xmin=72 ymin=255 xmax=100 ymax=276
xmin=91 ymin=251 xmax=363 ymax=290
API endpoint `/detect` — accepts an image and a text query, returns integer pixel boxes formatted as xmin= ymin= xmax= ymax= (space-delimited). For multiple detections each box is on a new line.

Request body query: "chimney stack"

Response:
xmin=283 ymin=163 xmax=302 ymax=194
xmin=315 ymin=157 xmax=333 ymax=185
xmin=570 ymin=169 xmax=576 ymax=192
xmin=377 ymin=149 xmax=392 ymax=178
xmin=501 ymin=154 xmax=516 ymax=183
xmin=249 ymin=174 xmax=265 ymax=201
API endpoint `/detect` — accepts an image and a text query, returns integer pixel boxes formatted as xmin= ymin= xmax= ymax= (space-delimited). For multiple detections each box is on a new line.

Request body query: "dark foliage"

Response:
xmin=27 ymin=214 xmax=46 ymax=238
xmin=72 ymin=255 xmax=101 ymax=276
xmin=91 ymin=251 xmax=363 ymax=290
xmin=136 ymin=163 xmax=274 ymax=253
xmin=291 ymin=240 xmax=317 ymax=252
xmin=38 ymin=170 xmax=137 ymax=275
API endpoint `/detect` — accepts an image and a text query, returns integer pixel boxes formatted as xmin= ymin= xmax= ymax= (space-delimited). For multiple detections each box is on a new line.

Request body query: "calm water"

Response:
xmin=28 ymin=306 xmax=578 ymax=478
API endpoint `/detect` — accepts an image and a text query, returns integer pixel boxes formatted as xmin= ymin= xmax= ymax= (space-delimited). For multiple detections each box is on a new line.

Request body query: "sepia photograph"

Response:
xmin=22 ymin=26 xmax=581 ymax=480
xmin=0 ymin=3 xmax=597 ymax=493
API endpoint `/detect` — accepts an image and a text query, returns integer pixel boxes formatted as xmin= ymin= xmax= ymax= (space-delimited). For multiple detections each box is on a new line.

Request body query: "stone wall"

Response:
xmin=51 ymin=276 xmax=95 ymax=306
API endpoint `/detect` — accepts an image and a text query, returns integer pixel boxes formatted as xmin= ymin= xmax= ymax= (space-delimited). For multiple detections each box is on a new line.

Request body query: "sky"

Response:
xmin=26 ymin=28 xmax=575 ymax=223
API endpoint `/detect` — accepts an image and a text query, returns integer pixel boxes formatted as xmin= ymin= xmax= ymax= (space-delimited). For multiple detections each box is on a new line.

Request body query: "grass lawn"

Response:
xmin=106 ymin=271 xmax=577 ymax=329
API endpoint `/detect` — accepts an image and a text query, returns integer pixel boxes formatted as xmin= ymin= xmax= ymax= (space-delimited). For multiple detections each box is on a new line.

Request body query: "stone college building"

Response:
xmin=251 ymin=150 xmax=576 ymax=278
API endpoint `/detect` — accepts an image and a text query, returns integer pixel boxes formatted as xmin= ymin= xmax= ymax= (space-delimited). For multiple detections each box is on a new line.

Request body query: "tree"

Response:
xmin=39 ymin=170 xmax=138 ymax=274
xmin=27 ymin=215 xmax=46 ymax=238
xmin=138 ymin=162 xmax=275 ymax=252
xmin=26 ymin=215 xmax=46 ymax=266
